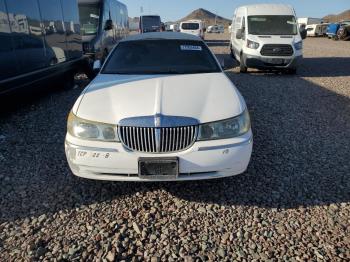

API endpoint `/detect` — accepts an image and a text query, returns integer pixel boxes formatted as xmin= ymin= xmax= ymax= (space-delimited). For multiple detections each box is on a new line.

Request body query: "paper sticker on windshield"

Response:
xmin=180 ymin=45 xmax=202 ymax=51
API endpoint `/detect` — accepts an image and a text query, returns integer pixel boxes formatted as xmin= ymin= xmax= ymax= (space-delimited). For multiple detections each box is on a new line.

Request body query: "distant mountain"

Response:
xmin=179 ymin=8 xmax=231 ymax=26
xmin=323 ymin=10 xmax=350 ymax=23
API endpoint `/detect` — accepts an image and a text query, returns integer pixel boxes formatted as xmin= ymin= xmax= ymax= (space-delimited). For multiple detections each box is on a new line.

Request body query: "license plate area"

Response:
xmin=138 ymin=157 xmax=179 ymax=179
xmin=267 ymin=58 xmax=284 ymax=65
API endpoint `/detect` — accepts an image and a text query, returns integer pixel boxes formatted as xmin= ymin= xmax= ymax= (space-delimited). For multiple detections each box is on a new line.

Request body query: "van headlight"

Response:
xmin=197 ymin=109 xmax=251 ymax=141
xmin=294 ymin=41 xmax=303 ymax=50
xmin=67 ymin=111 xmax=119 ymax=142
xmin=247 ymin=39 xmax=260 ymax=49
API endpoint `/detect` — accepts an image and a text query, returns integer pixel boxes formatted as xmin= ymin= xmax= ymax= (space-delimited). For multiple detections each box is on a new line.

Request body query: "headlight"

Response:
xmin=197 ymin=109 xmax=251 ymax=141
xmin=67 ymin=111 xmax=119 ymax=142
xmin=247 ymin=39 xmax=260 ymax=49
xmin=294 ymin=41 xmax=303 ymax=50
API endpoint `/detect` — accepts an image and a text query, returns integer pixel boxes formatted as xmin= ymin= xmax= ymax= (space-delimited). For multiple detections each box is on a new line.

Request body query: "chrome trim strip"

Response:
xmin=119 ymin=114 xmax=199 ymax=128
xmin=197 ymin=136 xmax=253 ymax=151
xmin=66 ymin=142 xmax=119 ymax=153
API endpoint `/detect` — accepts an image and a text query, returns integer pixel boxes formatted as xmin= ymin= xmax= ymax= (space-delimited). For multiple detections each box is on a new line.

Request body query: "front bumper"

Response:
xmin=65 ymin=131 xmax=253 ymax=182
xmin=243 ymin=53 xmax=302 ymax=70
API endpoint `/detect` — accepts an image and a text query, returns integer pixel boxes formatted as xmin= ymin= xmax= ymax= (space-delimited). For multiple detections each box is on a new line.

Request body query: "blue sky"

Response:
xmin=122 ymin=0 xmax=350 ymax=21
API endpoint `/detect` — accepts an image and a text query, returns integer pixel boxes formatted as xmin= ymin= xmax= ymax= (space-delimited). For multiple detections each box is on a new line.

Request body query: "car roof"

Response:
xmin=121 ymin=32 xmax=202 ymax=42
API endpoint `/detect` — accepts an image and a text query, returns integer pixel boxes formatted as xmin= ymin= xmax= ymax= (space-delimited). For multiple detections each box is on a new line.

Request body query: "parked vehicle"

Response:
xmin=180 ymin=20 xmax=205 ymax=39
xmin=65 ymin=32 xmax=253 ymax=182
xmin=327 ymin=23 xmax=339 ymax=39
xmin=169 ymin=23 xmax=179 ymax=32
xmin=139 ymin=15 xmax=161 ymax=33
xmin=297 ymin=17 xmax=322 ymax=27
xmin=327 ymin=21 xmax=350 ymax=40
xmin=306 ymin=23 xmax=328 ymax=37
xmin=78 ymin=0 xmax=129 ymax=60
xmin=229 ymin=4 xmax=306 ymax=74
xmin=0 ymin=0 xmax=85 ymax=96
xmin=207 ymin=24 xmax=225 ymax=33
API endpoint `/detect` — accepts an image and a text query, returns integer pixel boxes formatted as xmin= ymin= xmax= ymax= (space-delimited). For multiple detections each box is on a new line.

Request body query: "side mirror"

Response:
xmin=104 ymin=19 xmax=113 ymax=31
xmin=203 ymin=28 xmax=207 ymax=32
xmin=236 ymin=28 xmax=243 ymax=39
xmin=300 ymin=29 xmax=307 ymax=40
xmin=93 ymin=60 xmax=102 ymax=74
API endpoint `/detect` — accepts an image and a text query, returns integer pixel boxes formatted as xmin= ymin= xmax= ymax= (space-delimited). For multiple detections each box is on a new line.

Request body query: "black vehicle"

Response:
xmin=78 ymin=0 xmax=129 ymax=60
xmin=0 ymin=0 xmax=86 ymax=96
xmin=139 ymin=15 xmax=161 ymax=33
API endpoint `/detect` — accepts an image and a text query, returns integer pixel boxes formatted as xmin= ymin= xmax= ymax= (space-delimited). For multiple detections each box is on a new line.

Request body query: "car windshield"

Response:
xmin=141 ymin=16 xmax=161 ymax=30
xmin=102 ymin=40 xmax=221 ymax=75
xmin=248 ymin=15 xmax=298 ymax=35
xmin=182 ymin=23 xmax=200 ymax=30
xmin=79 ymin=4 xmax=100 ymax=36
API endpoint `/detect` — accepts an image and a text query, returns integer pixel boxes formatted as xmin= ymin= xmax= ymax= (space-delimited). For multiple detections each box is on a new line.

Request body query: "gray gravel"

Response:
xmin=1 ymin=35 xmax=350 ymax=261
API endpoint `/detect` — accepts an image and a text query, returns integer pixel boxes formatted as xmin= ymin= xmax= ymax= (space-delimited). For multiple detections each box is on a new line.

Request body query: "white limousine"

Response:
xmin=65 ymin=32 xmax=253 ymax=181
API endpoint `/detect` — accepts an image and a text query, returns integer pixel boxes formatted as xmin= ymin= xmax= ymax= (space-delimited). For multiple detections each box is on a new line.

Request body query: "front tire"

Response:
xmin=230 ymin=45 xmax=235 ymax=59
xmin=239 ymin=53 xmax=248 ymax=73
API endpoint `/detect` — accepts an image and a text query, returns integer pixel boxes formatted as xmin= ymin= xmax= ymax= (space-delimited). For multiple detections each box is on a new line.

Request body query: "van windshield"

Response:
xmin=182 ymin=23 xmax=200 ymax=30
xmin=79 ymin=4 xmax=100 ymax=36
xmin=102 ymin=40 xmax=221 ymax=75
xmin=248 ymin=15 xmax=298 ymax=35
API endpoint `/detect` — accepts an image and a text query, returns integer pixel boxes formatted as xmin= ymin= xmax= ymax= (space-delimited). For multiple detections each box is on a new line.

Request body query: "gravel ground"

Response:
xmin=0 ymin=34 xmax=349 ymax=261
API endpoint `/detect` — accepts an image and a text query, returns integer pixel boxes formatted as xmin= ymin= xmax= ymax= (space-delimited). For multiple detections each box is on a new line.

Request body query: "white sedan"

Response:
xmin=65 ymin=32 xmax=253 ymax=181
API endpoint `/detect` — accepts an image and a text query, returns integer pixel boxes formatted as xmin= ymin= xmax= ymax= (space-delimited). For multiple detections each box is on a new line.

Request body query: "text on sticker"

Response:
xmin=180 ymin=45 xmax=202 ymax=51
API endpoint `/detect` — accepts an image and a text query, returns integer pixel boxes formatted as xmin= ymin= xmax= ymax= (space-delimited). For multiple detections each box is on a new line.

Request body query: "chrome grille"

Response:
xmin=119 ymin=126 xmax=197 ymax=153
xmin=260 ymin=44 xmax=294 ymax=56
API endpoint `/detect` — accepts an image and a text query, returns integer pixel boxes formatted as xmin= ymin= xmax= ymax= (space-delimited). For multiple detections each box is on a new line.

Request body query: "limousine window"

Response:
xmin=102 ymin=40 xmax=221 ymax=75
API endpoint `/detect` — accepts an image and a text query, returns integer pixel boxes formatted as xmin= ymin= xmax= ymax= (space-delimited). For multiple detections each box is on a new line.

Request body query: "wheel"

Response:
xmin=239 ymin=53 xmax=248 ymax=73
xmin=230 ymin=45 xmax=235 ymax=59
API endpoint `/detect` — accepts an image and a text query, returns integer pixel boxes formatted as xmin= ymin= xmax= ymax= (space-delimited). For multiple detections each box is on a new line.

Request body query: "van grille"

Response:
xmin=260 ymin=44 xmax=294 ymax=56
xmin=119 ymin=126 xmax=197 ymax=153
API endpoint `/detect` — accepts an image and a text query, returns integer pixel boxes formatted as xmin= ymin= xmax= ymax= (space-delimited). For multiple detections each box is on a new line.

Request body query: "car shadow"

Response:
xmin=205 ymin=39 xmax=230 ymax=47
xmin=0 ymin=49 xmax=350 ymax=223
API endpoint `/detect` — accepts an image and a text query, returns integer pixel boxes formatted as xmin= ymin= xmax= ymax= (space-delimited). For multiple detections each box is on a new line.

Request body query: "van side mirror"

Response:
xmin=104 ymin=19 xmax=113 ymax=31
xmin=236 ymin=28 xmax=243 ymax=39
xmin=300 ymin=29 xmax=307 ymax=40
xmin=93 ymin=60 xmax=102 ymax=74
xmin=203 ymin=28 xmax=207 ymax=32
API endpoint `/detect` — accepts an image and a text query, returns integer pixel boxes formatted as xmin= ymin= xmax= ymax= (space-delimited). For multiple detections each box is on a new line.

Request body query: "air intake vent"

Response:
xmin=261 ymin=44 xmax=294 ymax=56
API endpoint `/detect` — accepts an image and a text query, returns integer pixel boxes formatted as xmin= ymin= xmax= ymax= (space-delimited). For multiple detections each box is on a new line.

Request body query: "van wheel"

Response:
xmin=239 ymin=53 xmax=248 ymax=73
xmin=230 ymin=45 xmax=235 ymax=59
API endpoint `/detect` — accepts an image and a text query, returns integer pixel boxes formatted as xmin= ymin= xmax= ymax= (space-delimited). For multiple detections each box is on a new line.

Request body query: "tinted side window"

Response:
xmin=60 ymin=0 xmax=82 ymax=59
xmin=0 ymin=0 xmax=19 ymax=80
xmin=6 ymin=0 xmax=47 ymax=74
xmin=38 ymin=0 xmax=66 ymax=64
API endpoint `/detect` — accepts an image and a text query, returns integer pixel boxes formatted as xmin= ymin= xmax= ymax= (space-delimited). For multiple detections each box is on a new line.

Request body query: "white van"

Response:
xmin=180 ymin=20 xmax=205 ymax=39
xmin=229 ymin=4 xmax=306 ymax=74
xmin=208 ymin=25 xmax=225 ymax=33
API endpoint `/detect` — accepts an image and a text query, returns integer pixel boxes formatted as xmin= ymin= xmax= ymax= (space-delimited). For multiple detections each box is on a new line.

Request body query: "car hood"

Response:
xmin=74 ymin=73 xmax=246 ymax=125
